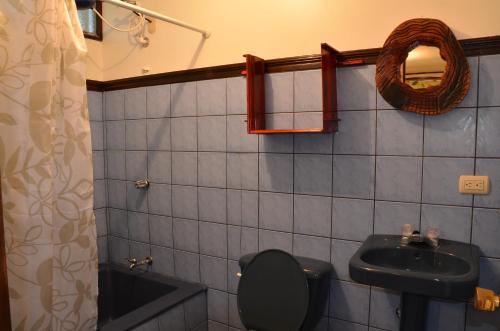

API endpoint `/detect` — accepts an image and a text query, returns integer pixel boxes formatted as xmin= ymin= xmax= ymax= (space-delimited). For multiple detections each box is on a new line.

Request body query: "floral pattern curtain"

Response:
xmin=0 ymin=0 xmax=98 ymax=329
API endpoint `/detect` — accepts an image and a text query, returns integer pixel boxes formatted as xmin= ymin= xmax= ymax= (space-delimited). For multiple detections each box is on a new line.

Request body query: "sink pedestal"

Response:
xmin=399 ymin=293 xmax=428 ymax=331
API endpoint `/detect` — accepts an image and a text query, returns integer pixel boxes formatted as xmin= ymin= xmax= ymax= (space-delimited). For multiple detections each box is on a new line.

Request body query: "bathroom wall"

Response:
xmin=91 ymin=54 xmax=500 ymax=331
xmin=87 ymin=0 xmax=500 ymax=80
xmin=88 ymin=91 xmax=108 ymax=263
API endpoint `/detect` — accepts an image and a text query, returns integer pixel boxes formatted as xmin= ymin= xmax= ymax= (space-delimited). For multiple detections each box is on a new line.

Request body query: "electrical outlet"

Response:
xmin=459 ymin=175 xmax=489 ymax=194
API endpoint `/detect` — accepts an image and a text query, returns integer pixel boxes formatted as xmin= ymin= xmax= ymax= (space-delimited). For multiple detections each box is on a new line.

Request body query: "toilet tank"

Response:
xmin=239 ymin=253 xmax=332 ymax=330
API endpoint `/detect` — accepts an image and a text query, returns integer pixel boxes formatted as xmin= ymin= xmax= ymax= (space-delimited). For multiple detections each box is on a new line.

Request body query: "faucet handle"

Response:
xmin=402 ymin=224 xmax=413 ymax=237
xmin=426 ymin=227 xmax=440 ymax=239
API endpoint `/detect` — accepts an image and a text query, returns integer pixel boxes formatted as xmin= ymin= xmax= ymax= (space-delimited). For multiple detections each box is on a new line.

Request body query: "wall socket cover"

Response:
xmin=459 ymin=175 xmax=489 ymax=194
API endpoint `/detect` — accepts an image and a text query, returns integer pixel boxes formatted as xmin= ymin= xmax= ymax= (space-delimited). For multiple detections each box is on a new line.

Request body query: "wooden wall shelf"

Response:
xmin=244 ymin=43 xmax=363 ymax=134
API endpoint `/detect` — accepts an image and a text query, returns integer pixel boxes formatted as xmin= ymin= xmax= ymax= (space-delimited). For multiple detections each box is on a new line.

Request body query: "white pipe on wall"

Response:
xmin=101 ymin=0 xmax=211 ymax=38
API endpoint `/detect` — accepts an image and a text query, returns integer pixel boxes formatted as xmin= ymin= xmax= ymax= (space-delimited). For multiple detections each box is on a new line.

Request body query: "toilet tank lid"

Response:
xmin=239 ymin=251 xmax=332 ymax=280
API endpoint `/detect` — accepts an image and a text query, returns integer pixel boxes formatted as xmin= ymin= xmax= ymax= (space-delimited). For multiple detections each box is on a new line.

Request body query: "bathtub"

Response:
xmin=98 ymin=263 xmax=207 ymax=331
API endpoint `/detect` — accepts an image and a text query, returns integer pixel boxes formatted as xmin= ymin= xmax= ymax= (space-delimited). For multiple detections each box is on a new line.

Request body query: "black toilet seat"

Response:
xmin=237 ymin=249 xmax=310 ymax=331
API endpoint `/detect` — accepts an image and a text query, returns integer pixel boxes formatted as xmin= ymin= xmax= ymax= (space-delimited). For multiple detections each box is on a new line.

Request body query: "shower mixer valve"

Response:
xmin=126 ymin=256 xmax=153 ymax=270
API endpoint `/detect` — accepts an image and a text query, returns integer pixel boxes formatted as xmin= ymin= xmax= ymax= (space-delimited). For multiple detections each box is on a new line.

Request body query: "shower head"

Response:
xmin=75 ymin=0 xmax=97 ymax=10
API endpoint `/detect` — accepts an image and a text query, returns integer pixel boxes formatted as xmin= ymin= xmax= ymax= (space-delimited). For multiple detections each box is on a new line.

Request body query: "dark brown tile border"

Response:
xmin=87 ymin=35 xmax=500 ymax=92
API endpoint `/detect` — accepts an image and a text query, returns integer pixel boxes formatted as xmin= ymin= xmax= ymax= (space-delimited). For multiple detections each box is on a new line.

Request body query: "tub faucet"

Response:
xmin=401 ymin=224 xmax=440 ymax=248
xmin=127 ymin=256 xmax=153 ymax=270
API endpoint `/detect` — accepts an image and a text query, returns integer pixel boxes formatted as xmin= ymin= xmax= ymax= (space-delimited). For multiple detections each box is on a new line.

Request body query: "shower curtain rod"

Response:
xmin=100 ymin=0 xmax=211 ymax=38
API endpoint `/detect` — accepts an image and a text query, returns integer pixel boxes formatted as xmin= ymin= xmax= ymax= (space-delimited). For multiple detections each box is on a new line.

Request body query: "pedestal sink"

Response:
xmin=349 ymin=235 xmax=480 ymax=331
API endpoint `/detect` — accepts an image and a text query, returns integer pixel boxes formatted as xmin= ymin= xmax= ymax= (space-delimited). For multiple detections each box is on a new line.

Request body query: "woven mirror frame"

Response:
xmin=376 ymin=18 xmax=471 ymax=115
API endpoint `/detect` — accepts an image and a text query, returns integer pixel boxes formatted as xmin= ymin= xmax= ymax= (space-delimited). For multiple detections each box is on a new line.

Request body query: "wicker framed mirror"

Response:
xmin=376 ymin=18 xmax=470 ymax=115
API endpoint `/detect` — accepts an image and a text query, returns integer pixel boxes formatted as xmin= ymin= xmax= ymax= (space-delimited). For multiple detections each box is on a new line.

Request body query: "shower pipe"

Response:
xmin=100 ymin=0 xmax=211 ymax=38
xmin=0 ymin=179 xmax=11 ymax=330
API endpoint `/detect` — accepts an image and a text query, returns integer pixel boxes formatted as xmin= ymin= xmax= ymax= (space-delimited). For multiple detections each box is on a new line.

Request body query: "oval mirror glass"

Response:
xmin=402 ymin=45 xmax=447 ymax=89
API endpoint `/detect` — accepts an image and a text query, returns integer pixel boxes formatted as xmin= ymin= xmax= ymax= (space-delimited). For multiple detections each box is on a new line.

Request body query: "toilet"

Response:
xmin=237 ymin=249 xmax=332 ymax=331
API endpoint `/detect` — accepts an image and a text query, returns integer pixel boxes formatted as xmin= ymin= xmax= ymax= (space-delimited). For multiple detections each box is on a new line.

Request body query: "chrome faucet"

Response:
xmin=401 ymin=224 xmax=440 ymax=248
xmin=126 ymin=256 xmax=153 ymax=270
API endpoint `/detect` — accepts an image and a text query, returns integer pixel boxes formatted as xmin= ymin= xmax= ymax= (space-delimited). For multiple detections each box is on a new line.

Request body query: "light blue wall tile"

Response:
xmin=294 ymin=111 xmax=323 ymax=129
xmin=294 ymin=194 xmax=332 ymax=237
xmin=171 ymin=82 xmax=197 ymax=117
xmin=265 ymin=72 xmax=293 ymax=113
xmin=107 ymin=180 xmax=126 ymax=209
xmin=377 ymin=109 xmax=423 ymax=156
xmin=128 ymin=211 xmax=149 ymax=242
xmin=259 ymin=192 xmax=293 ymax=232
xmin=422 ymin=157 xmax=474 ymax=206
xmin=227 ymin=153 xmax=258 ymax=190
xmin=479 ymin=257 xmax=500 ymax=290
xmin=227 ymin=77 xmax=246 ymax=115
xmin=151 ymin=245 xmax=174 ymax=277
xmin=105 ymin=90 xmax=125 ymax=120
xmin=197 ymin=79 xmax=226 ymax=116
xmin=477 ymin=107 xmax=500 ymax=157
xmin=146 ymin=84 xmax=170 ymax=118
xmin=424 ymin=108 xmax=476 ymax=157
xmin=329 ymin=280 xmax=370 ymax=324
xmin=259 ymin=153 xmax=293 ymax=193
xmin=227 ymin=260 xmax=240 ymax=294
xmin=293 ymin=234 xmax=331 ymax=261
xmin=88 ymin=91 xmax=103 ymax=121
xmin=332 ymin=155 xmax=375 ymax=199
xmin=107 ymin=150 xmax=126 ymax=179
xmin=125 ymin=87 xmax=146 ymax=119
xmin=227 ymin=190 xmax=258 ymax=228
xmin=337 ymin=65 xmax=376 ymax=111
xmin=174 ymin=250 xmax=200 ymax=282
xmin=479 ymin=54 xmax=500 ymax=107
xmin=148 ymin=183 xmax=171 ymax=216
xmin=294 ymin=69 xmax=322 ymax=112
xmin=149 ymin=215 xmax=172 ymax=247
xmin=127 ymin=181 xmax=148 ymax=212
xmin=472 ymin=208 xmax=500 ymax=258
xmin=332 ymin=198 xmax=374 ymax=241
xmin=198 ymin=116 xmax=226 ymax=151
xmin=126 ymin=151 xmax=147 ymax=180
xmin=228 ymin=294 xmax=245 ymax=329
xmin=200 ymin=255 xmax=227 ymax=291
xmin=109 ymin=236 xmax=129 ymax=264
xmin=106 ymin=121 xmax=125 ymax=150
xmin=148 ymin=151 xmax=171 ymax=183
xmin=294 ymin=133 xmax=333 ymax=154
xmin=172 ymin=152 xmax=197 ymax=186
xmin=95 ymin=208 xmax=107 ymax=237
xmin=94 ymin=180 xmax=106 ymax=209
xmin=376 ymin=90 xmax=395 ymax=110
xmin=228 ymin=226 xmax=258 ymax=260
xmin=97 ymin=237 xmax=108 ymax=263
xmin=475 ymin=158 xmax=500 ymax=208
xmin=108 ymin=209 xmax=127 ymax=238
xmin=198 ymin=152 xmax=226 ymax=188
xmin=331 ymin=239 xmax=362 ymax=281
xmin=171 ymin=117 xmax=197 ymax=151
xmin=173 ymin=218 xmax=199 ymax=253
xmin=147 ymin=118 xmax=171 ymax=151
xmin=375 ymin=156 xmax=422 ymax=203
xmin=90 ymin=121 xmax=104 ymax=150
xmin=227 ymin=115 xmax=258 ymax=152
xmin=369 ymin=287 xmax=400 ymax=331
xmin=198 ymin=187 xmax=227 ymax=224
xmin=374 ymin=201 xmax=420 ymax=235
xmin=258 ymin=229 xmax=292 ymax=253
xmin=126 ymin=119 xmax=147 ymax=150
xmin=172 ymin=185 xmax=198 ymax=220
xmin=207 ymin=289 xmax=228 ymax=324
xmin=421 ymin=204 xmax=472 ymax=242
xmin=265 ymin=113 xmax=294 ymax=129
xmin=259 ymin=134 xmax=294 ymax=153
xmin=334 ymin=111 xmax=376 ymax=155
xmin=199 ymin=222 xmax=227 ymax=258
xmin=294 ymin=154 xmax=332 ymax=196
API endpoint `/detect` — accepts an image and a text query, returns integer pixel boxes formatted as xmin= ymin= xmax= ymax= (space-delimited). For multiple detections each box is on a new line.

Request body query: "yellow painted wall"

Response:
xmin=86 ymin=0 xmax=500 ymax=81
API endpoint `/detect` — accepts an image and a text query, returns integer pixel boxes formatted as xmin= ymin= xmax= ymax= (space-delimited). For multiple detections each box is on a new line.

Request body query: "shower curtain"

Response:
xmin=0 ymin=0 xmax=98 ymax=330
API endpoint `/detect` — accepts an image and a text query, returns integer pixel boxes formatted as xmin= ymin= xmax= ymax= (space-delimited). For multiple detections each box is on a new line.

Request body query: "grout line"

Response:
xmin=419 ymin=114 xmax=425 ymax=233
